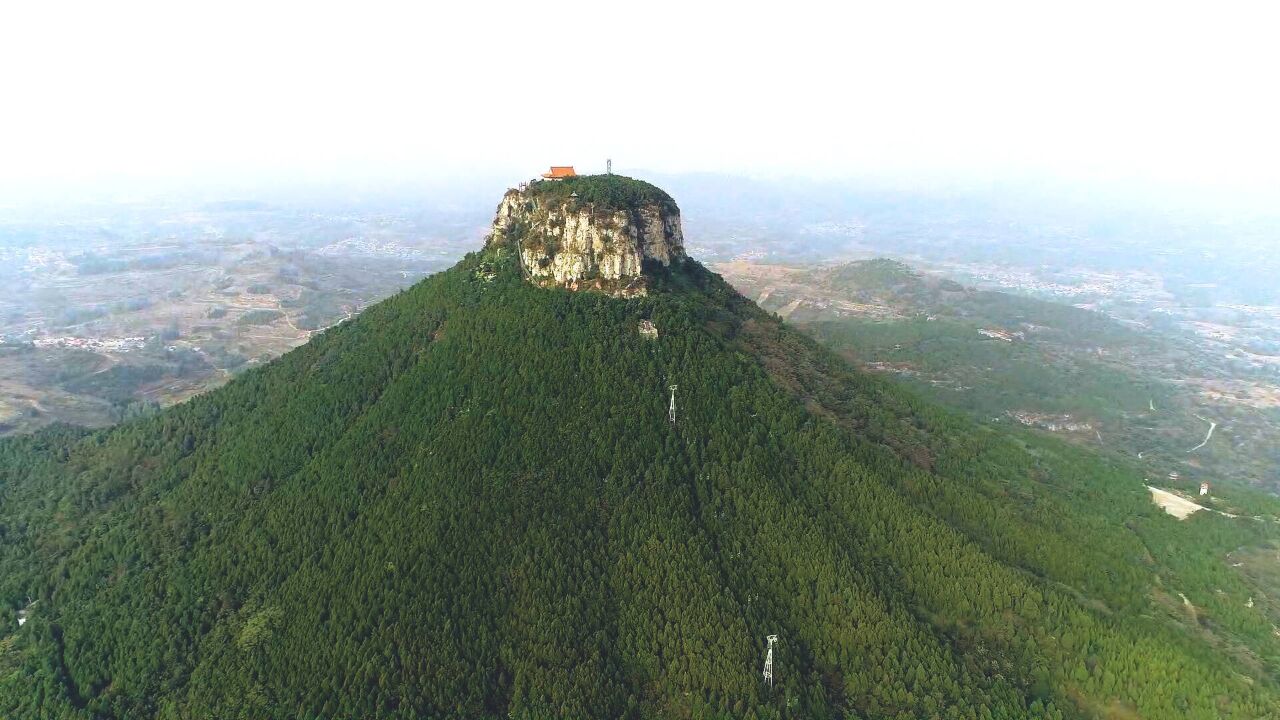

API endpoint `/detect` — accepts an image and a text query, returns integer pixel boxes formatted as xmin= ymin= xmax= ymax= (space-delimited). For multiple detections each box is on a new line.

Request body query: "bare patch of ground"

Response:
xmin=715 ymin=262 xmax=908 ymax=322
xmin=1147 ymin=485 xmax=1206 ymax=519
xmin=1194 ymin=381 xmax=1280 ymax=410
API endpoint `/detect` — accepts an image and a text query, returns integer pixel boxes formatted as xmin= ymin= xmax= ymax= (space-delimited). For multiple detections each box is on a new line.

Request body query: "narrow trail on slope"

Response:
xmin=1178 ymin=592 xmax=1199 ymax=623
xmin=1188 ymin=414 xmax=1217 ymax=453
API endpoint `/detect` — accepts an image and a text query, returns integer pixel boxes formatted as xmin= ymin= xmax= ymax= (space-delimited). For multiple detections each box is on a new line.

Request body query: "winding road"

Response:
xmin=1187 ymin=414 xmax=1217 ymax=453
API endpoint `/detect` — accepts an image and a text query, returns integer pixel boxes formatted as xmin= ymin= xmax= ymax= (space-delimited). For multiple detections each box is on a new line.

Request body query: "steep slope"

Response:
xmin=0 ymin=190 xmax=1278 ymax=718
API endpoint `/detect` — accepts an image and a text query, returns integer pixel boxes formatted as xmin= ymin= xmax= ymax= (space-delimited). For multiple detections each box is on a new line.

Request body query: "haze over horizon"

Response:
xmin=3 ymin=0 xmax=1279 ymax=211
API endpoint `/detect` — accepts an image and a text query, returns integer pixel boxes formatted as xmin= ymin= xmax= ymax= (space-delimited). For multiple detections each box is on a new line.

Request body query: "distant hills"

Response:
xmin=719 ymin=257 xmax=1280 ymax=494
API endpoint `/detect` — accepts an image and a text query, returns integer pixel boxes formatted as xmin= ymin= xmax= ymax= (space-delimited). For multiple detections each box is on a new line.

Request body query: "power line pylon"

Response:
xmin=763 ymin=634 xmax=778 ymax=688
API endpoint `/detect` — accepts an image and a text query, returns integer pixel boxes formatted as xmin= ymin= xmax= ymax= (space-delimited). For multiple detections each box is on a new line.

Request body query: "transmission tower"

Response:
xmin=762 ymin=634 xmax=778 ymax=688
xmin=607 ymin=158 xmax=613 ymax=175
xmin=668 ymin=385 xmax=678 ymax=424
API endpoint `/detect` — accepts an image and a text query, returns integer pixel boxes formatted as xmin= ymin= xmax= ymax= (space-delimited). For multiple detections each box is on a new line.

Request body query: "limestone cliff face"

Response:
xmin=485 ymin=176 xmax=685 ymax=298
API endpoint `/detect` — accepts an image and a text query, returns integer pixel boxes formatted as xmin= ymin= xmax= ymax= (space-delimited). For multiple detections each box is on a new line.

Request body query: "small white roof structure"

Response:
xmin=16 ymin=600 xmax=34 ymax=628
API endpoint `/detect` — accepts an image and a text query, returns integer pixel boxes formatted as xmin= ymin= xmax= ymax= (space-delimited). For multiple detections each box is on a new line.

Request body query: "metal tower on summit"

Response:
xmin=763 ymin=634 xmax=778 ymax=688
xmin=668 ymin=385 xmax=678 ymax=424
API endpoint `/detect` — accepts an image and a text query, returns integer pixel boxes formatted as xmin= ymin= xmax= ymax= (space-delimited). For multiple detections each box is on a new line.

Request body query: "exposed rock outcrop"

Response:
xmin=485 ymin=175 xmax=685 ymax=297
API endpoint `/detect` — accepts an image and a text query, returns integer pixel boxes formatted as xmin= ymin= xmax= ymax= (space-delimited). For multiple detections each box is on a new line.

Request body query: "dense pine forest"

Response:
xmin=2 ymin=244 xmax=1279 ymax=718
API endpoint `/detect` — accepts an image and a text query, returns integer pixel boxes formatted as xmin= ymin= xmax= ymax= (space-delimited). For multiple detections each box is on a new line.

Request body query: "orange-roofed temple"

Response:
xmin=542 ymin=166 xmax=576 ymax=179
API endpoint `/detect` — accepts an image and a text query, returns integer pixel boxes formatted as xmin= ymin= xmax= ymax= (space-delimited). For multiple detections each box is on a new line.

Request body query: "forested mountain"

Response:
xmin=2 ymin=180 xmax=1280 ymax=719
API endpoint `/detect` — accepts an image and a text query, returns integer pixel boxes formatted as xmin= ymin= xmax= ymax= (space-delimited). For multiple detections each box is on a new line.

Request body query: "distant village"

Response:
xmin=0 ymin=334 xmax=148 ymax=352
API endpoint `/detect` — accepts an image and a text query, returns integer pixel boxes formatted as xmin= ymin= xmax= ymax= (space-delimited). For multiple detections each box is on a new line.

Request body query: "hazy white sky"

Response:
xmin=3 ymin=0 xmax=1278 ymax=198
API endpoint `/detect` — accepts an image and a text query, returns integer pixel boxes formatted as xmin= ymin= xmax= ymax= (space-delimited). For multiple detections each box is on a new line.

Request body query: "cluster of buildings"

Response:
xmin=1008 ymin=410 xmax=1094 ymax=433
xmin=315 ymin=237 xmax=433 ymax=261
xmin=978 ymin=328 xmax=1023 ymax=342
xmin=27 ymin=335 xmax=147 ymax=352
xmin=0 ymin=247 xmax=73 ymax=274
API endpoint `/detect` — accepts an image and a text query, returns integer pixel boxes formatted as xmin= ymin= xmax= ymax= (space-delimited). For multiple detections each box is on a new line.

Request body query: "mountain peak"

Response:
xmin=485 ymin=174 xmax=685 ymax=297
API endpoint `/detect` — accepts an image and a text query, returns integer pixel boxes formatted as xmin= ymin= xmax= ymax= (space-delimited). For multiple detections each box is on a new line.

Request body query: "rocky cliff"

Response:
xmin=485 ymin=175 xmax=685 ymax=297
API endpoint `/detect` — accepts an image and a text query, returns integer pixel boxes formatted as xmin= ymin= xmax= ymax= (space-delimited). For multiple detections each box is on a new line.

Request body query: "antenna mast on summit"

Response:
xmin=762 ymin=634 xmax=778 ymax=688
xmin=607 ymin=158 xmax=613 ymax=175
xmin=668 ymin=385 xmax=678 ymax=424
